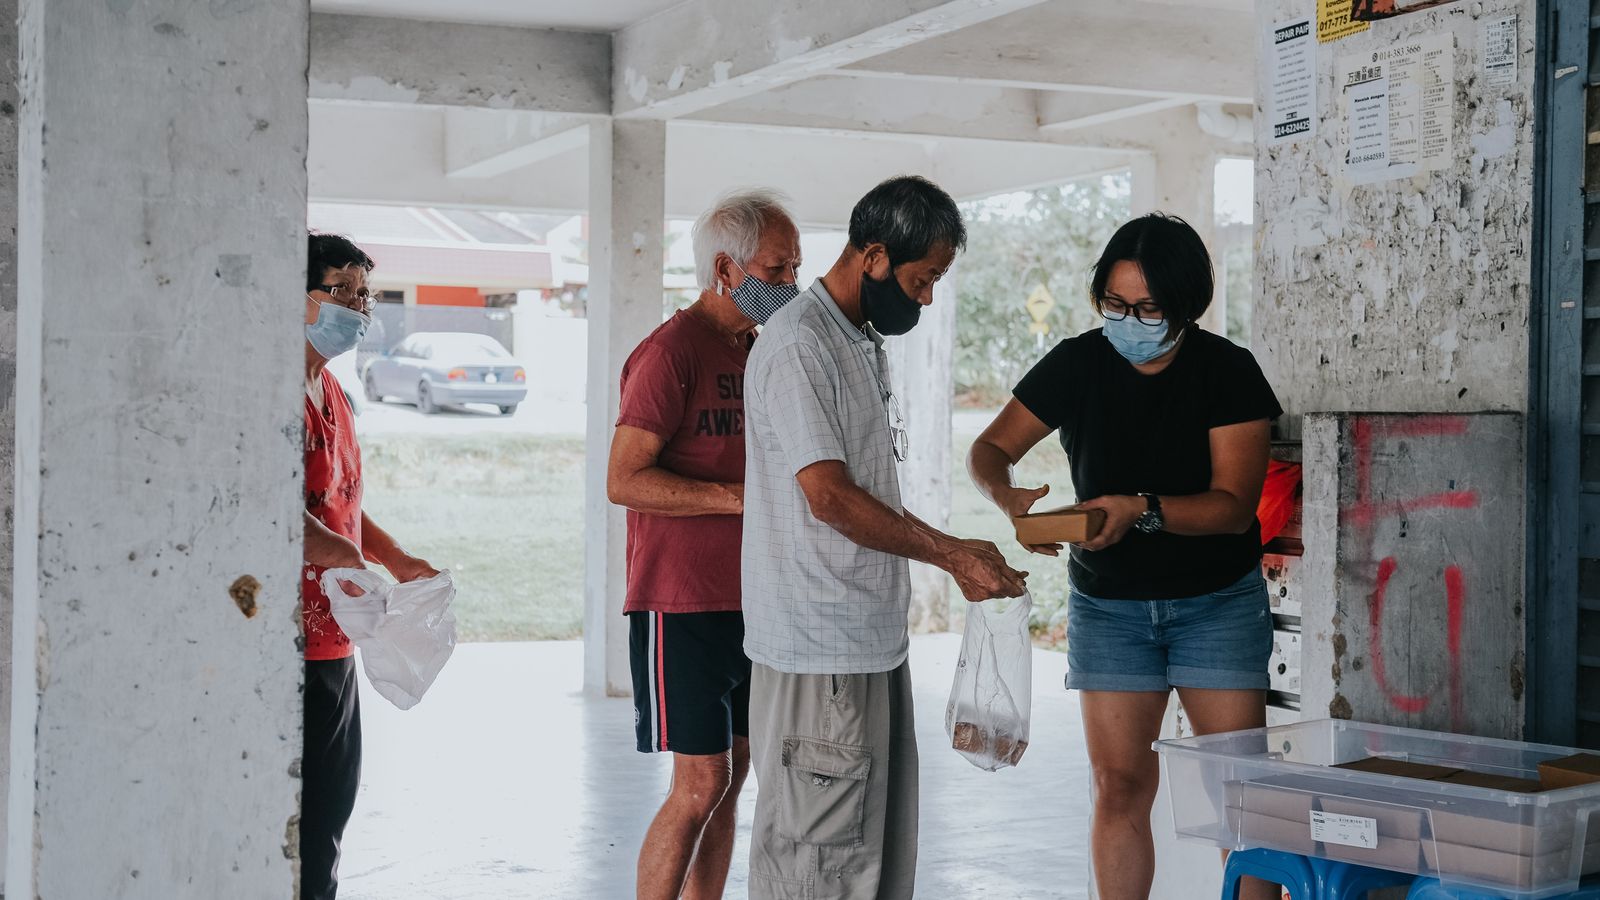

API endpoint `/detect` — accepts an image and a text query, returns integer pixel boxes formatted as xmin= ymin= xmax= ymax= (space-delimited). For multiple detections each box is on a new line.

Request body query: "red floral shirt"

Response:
xmin=303 ymin=369 xmax=362 ymax=660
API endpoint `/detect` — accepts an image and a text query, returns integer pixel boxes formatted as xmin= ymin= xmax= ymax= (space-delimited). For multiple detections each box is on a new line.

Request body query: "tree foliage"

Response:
xmin=953 ymin=176 xmax=1131 ymax=406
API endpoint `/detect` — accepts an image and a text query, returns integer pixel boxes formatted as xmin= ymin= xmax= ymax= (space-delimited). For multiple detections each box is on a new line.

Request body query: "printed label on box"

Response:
xmin=1310 ymin=810 xmax=1378 ymax=848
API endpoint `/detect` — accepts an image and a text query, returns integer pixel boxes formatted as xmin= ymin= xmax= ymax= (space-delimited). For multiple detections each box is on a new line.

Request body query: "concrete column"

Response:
xmin=9 ymin=3 xmax=306 ymax=897
xmin=1301 ymin=412 xmax=1526 ymax=738
xmin=0 ymin=0 xmax=15 ymax=889
xmin=584 ymin=119 xmax=665 ymax=696
xmin=1130 ymin=139 xmax=1224 ymax=335
xmin=890 ymin=265 xmax=956 ymax=633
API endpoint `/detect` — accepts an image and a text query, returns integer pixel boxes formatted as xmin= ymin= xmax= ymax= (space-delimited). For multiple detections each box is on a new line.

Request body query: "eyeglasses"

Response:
xmin=887 ymin=391 xmax=908 ymax=463
xmin=1101 ymin=298 xmax=1165 ymax=327
xmin=318 ymin=283 xmax=377 ymax=314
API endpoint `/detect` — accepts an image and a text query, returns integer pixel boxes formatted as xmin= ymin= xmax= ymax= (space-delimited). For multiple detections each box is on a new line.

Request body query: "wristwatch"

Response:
xmin=1134 ymin=493 xmax=1164 ymax=534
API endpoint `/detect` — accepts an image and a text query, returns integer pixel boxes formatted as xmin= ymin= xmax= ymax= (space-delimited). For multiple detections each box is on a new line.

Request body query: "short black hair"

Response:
xmin=847 ymin=175 xmax=966 ymax=266
xmin=1089 ymin=213 xmax=1213 ymax=337
xmin=307 ymin=232 xmax=374 ymax=292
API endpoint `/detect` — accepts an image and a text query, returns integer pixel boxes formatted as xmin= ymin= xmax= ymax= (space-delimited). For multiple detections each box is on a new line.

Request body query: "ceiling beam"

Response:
xmin=840 ymin=2 xmax=1254 ymax=104
xmin=1037 ymin=94 xmax=1194 ymax=134
xmin=611 ymin=0 xmax=1048 ymax=120
xmin=309 ymin=13 xmax=610 ymax=114
xmin=444 ymin=110 xmax=595 ymax=179
xmin=689 ymin=76 xmax=1045 ymax=143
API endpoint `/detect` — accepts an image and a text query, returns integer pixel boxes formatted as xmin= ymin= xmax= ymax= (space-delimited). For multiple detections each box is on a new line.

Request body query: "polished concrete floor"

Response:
xmin=339 ymin=635 xmax=1093 ymax=899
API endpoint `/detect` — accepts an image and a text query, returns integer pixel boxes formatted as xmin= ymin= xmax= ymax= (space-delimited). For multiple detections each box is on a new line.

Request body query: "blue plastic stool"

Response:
xmin=1407 ymin=875 xmax=1600 ymax=898
xmin=1221 ymin=848 xmax=1317 ymax=900
xmin=1309 ymin=857 xmax=1415 ymax=899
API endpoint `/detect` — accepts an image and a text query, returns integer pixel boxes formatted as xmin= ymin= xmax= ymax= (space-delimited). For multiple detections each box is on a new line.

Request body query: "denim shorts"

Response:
xmin=1064 ymin=569 xmax=1272 ymax=692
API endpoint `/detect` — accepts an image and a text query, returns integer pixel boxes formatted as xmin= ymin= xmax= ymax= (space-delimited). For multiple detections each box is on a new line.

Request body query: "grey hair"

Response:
xmin=692 ymin=188 xmax=795 ymax=293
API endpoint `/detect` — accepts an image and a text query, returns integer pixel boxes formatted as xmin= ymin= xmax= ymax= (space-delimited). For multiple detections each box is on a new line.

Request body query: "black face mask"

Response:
xmin=861 ymin=268 xmax=922 ymax=336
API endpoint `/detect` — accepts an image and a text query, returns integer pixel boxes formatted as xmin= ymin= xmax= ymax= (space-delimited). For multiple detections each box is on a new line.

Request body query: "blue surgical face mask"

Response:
xmin=306 ymin=302 xmax=371 ymax=360
xmin=1103 ymin=314 xmax=1179 ymax=364
xmin=727 ymin=260 xmax=799 ymax=324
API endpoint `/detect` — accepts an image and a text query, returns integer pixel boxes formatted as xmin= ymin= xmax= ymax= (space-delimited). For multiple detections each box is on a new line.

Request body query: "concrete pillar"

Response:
xmin=584 ymin=119 xmax=665 ymax=696
xmin=1301 ymin=412 xmax=1526 ymax=738
xmin=0 ymin=0 xmax=15 ymax=889
xmin=9 ymin=3 xmax=307 ymax=897
xmin=890 ymin=265 xmax=956 ymax=633
xmin=1130 ymin=140 xmax=1224 ymax=336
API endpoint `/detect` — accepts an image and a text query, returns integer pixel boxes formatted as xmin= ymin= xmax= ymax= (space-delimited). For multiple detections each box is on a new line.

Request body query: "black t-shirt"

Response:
xmin=1013 ymin=327 xmax=1282 ymax=600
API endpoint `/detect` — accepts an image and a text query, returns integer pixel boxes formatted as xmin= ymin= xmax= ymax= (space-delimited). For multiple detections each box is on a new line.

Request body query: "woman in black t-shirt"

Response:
xmin=968 ymin=214 xmax=1282 ymax=900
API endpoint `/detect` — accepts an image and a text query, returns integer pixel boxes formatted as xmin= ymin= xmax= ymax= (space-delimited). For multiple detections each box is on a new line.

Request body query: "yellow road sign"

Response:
xmin=1026 ymin=284 xmax=1055 ymax=326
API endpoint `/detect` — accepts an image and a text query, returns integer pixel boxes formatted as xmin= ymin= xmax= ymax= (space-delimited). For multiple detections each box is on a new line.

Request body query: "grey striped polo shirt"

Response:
xmin=741 ymin=280 xmax=910 ymax=675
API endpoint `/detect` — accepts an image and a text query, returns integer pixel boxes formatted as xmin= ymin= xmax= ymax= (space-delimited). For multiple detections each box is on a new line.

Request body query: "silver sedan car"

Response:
xmin=362 ymin=332 xmax=528 ymax=415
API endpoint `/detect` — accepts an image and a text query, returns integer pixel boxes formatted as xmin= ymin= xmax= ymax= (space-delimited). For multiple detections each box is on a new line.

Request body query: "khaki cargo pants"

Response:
xmin=748 ymin=661 xmax=919 ymax=900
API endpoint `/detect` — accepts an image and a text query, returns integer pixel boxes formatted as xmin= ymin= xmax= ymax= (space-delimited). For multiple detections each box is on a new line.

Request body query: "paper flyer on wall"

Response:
xmin=1482 ymin=15 xmax=1517 ymax=87
xmin=1317 ymin=0 xmax=1369 ymax=42
xmin=1267 ymin=18 xmax=1316 ymax=146
xmin=1339 ymin=31 xmax=1454 ymax=183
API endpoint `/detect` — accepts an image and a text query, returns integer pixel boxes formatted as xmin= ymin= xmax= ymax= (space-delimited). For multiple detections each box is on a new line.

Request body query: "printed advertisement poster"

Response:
xmin=1351 ymin=0 xmax=1464 ymax=23
xmin=1318 ymin=0 xmax=1369 ymax=42
xmin=1339 ymin=32 xmax=1455 ymax=183
xmin=1482 ymin=15 xmax=1517 ymax=87
xmin=1268 ymin=18 xmax=1317 ymax=145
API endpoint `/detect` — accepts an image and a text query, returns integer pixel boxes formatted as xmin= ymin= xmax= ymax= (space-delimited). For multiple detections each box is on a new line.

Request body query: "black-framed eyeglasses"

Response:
xmin=318 ymin=283 xmax=377 ymax=314
xmin=1101 ymin=298 xmax=1165 ymax=328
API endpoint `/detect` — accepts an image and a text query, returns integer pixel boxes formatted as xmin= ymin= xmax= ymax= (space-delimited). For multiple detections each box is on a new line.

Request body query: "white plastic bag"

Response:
xmin=945 ymin=593 xmax=1033 ymax=772
xmin=320 ymin=568 xmax=458 ymax=711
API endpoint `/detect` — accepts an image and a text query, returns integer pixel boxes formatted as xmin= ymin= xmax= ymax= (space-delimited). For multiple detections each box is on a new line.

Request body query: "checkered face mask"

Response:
xmin=728 ymin=260 xmax=799 ymax=324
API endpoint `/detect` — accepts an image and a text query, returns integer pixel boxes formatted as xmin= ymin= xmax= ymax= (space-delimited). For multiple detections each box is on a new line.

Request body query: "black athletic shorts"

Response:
xmin=629 ymin=610 xmax=752 ymax=756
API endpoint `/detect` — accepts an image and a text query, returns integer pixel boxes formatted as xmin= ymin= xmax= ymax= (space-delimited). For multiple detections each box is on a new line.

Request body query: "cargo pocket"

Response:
xmin=777 ymin=737 xmax=872 ymax=846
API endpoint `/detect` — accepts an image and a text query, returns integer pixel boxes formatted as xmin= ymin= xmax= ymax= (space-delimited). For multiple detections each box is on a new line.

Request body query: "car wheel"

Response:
xmin=498 ymin=404 xmax=518 ymax=416
xmin=364 ymin=373 xmax=382 ymax=404
xmin=417 ymin=382 xmax=438 ymax=415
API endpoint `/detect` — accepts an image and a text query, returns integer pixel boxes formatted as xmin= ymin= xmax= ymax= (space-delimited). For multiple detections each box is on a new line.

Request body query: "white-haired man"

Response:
xmin=607 ymin=189 xmax=802 ymax=900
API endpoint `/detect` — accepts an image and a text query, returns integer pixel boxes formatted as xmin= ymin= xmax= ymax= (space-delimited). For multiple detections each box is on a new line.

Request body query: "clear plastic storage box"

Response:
xmin=1155 ymin=719 xmax=1600 ymax=898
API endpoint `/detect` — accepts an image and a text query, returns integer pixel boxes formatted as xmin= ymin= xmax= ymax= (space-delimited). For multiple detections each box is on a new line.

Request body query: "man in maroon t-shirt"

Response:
xmin=607 ymin=189 xmax=802 ymax=900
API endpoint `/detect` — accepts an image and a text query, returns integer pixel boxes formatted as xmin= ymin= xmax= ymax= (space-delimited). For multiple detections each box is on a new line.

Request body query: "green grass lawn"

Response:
xmin=359 ymin=434 xmax=587 ymax=642
xmin=947 ymin=428 xmax=1078 ymax=646
xmin=357 ymin=427 xmax=1078 ymax=645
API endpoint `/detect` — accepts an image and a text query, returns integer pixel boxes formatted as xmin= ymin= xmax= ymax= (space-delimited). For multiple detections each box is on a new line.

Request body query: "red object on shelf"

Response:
xmin=1258 ymin=460 xmax=1302 ymax=546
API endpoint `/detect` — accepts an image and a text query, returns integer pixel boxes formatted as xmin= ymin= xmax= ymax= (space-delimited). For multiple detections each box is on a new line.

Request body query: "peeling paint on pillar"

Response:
xmin=1255 ymin=0 xmax=1536 ymax=426
xmin=0 ymin=0 xmax=17 ymax=889
xmin=1301 ymin=413 xmax=1525 ymax=739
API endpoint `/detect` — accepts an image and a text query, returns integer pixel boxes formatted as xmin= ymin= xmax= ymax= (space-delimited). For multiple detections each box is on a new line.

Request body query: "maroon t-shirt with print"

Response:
xmin=616 ymin=309 xmax=749 ymax=614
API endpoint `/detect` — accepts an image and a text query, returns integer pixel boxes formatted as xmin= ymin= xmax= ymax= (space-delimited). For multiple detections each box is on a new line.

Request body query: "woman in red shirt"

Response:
xmin=301 ymin=233 xmax=438 ymax=900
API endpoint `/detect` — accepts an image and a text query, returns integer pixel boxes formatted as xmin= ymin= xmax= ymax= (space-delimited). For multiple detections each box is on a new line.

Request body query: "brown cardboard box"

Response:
xmin=1322 ymin=834 xmax=1425 ymax=873
xmin=1423 ymin=841 xmax=1581 ymax=891
xmin=1320 ymin=795 xmax=1428 ymax=841
xmin=1431 ymin=807 xmax=1570 ymax=855
xmin=1438 ymin=771 xmax=1545 ymax=793
xmin=1012 ymin=507 xmax=1106 ymax=545
xmin=1317 ymin=795 xmax=1427 ymax=873
xmin=1539 ymin=753 xmax=1600 ymax=790
xmin=1333 ymin=757 xmax=1462 ymax=781
xmin=1226 ymin=807 xmax=1317 ymax=855
xmin=1225 ymin=777 xmax=1317 ymax=822
xmin=1423 ymin=835 xmax=1600 ymax=890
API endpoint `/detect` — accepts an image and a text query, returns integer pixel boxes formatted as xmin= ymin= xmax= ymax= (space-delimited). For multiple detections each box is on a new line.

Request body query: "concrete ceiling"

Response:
xmin=310 ymin=0 xmax=685 ymax=32
xmin=307 ymin=0 xmax=1255 ymax=215
xmin=308 ymin=104 xmax=1135 ymax=228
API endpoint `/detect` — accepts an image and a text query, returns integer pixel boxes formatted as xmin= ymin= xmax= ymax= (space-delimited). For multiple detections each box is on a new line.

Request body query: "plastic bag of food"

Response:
xmin=320 ymin=568 xmax=457 ymax=710
xmin=945 ymin=593 xmax=1033 ymax=772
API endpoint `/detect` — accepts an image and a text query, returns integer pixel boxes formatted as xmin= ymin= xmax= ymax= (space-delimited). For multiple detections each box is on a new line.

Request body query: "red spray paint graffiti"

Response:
xmin=1345 ymin=417 xmax=1477 ymax=729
